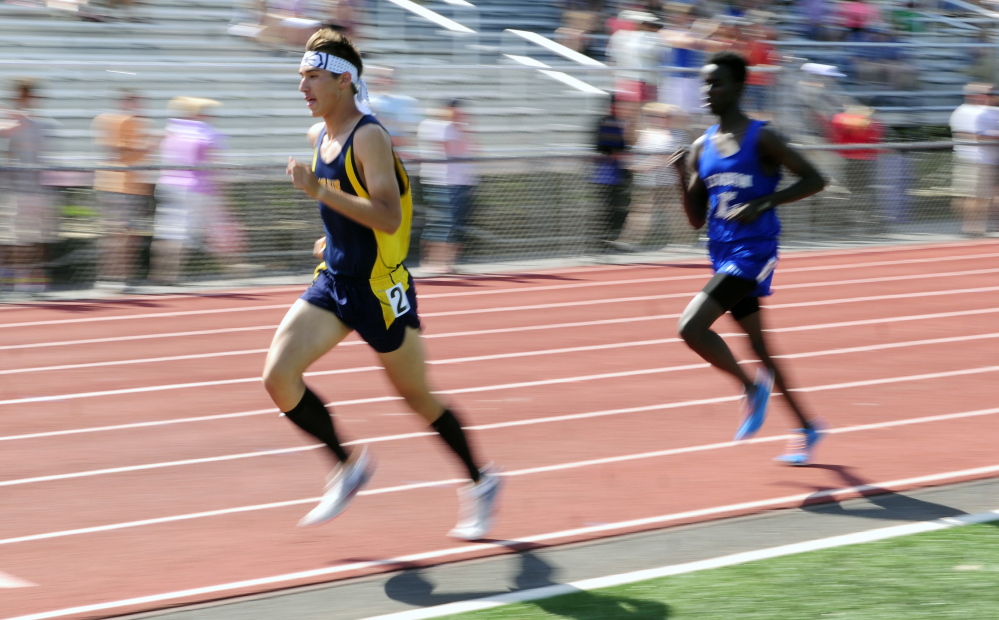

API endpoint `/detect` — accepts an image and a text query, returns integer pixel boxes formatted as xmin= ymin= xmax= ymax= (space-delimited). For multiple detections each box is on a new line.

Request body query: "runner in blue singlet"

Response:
xmin=673 ymin=51 xmax=829 ymax=466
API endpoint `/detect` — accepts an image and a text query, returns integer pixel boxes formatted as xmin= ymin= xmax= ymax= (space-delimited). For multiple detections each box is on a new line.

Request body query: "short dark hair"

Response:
xmin=707 ymin=51 xmax=748 ymax=85
xmin=12 ymin=77 xmax=37 ymax=102
xmin=306 ymin=27 xmax=363 ymax=78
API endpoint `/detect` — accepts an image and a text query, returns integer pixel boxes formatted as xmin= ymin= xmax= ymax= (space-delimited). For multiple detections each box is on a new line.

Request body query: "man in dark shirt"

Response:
xmin=592 ymin=94 xmax=632 ymax=249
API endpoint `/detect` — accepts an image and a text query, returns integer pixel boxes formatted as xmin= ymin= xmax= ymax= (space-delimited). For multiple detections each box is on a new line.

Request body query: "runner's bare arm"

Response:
xmin=674 ymin=136 xmax=708 ymax=229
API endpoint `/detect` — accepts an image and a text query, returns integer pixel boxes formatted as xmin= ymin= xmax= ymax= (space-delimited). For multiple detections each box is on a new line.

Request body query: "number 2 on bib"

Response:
xmin=385 ymin=282 xmax=410 ymax=318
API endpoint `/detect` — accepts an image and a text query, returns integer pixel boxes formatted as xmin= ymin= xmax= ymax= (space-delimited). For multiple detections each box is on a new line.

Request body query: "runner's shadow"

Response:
xmin=384 ymin=550 xmax=669 ymax=618
xmin=801 ymin=465 xmax=968 ymax=522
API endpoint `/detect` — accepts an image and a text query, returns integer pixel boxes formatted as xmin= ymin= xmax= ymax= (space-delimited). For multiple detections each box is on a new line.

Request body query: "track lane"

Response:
xmin=3 ymin=242 xmax=999 ymax=619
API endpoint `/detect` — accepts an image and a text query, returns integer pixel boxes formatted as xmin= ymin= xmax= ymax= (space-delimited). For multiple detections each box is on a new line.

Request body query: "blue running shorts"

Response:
xmin=301 ymin=264 xmax=422 ymax=353
xmin=708 ymin=238 xmax=779 ymax=298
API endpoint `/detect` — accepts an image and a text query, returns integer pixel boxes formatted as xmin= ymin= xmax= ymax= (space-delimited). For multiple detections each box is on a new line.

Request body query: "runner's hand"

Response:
xmin=287 ymin=157 xmax=320 ymax=199
xmin=668 ymin=146 xmax=688 ymax=169
xmin=312 ymin=237 xmax=326 ymax=259
xmin=724 ymin=198 xmax=772 ymax=224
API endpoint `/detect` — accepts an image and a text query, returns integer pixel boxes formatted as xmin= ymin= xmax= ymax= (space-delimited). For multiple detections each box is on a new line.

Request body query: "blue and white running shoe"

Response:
xmin=734 ymin=368 xmax=774 ymax=441
xmin=775 ymin=420 xmax=827 ymax=466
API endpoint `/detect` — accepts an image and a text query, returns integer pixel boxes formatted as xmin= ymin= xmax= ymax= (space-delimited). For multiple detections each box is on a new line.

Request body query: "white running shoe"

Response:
xmin=298 ymin=446 xmax=375 ymax=527
xmin=448 ymin=465 xmax=502 ymax=541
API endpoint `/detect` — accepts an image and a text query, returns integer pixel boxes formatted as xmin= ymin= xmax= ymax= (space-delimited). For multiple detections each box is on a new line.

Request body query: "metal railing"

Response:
xmin=0 ymin=141 xmax=975 ymax=297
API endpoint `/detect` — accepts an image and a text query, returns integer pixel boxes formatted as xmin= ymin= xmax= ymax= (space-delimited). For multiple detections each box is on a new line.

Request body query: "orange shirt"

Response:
xmin=93 ymin=113 xmax=152 ymax=195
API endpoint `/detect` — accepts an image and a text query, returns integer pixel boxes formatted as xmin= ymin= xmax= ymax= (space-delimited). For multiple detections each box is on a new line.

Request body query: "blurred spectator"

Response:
xmin=417 ymin=99 xmax=478 ymax=274
xmin=591 ymin=94 xmax=632 ymax=249
xmin=152 ymin=97 xmax=240 ymax=284
xmin=829 ymin=104 xmax=884 ymax=231
xmin=105 ymin=0 xmax=140 ymax=21
xmin=708 ymin=18 xmax=739 ymax=52
xmin=368 ymin=66 xmax=423 ymax=158
xmin=556 ymin=8 xmax=602 ymax=58
xmin=0 ymin=78 xmax=55 ymax=295
xmin=368 ymin=65 xmax=425 ymax=258
xmin=229 ymin=0 xmax=322 ymax=51
xmin=797 ymin=62 xmax=848 ymax=137
xmin=802 ymin=0 xmax=831 ymax=40
xmin=607 ymin=11 xmax=665 ymax=108
xmin=949 ymin=83 xmax=999 ymax=236
xmin=741 ymin=19 xmax=779 ymax=116
xmin=967 ymin=29 xmax=997 ymax=84
xmin=47 ymin=0 xmax=143 ymax=22
xmin=92 ymin=90 xmax=154 ymax=290
xmin=834 ymin=0 xmax=883 ymax=41
xmin=852 ymin=25 xmax=918 ymax=91
xmin=614 ymin=102 xmax=690 ymax=251
xmin=321 ymin=0 xmax=358 ymax=39
xmin=662 ymin=15 xmax=721 ymax=118
xmin=889 ymin=1 xmax=922 ymax=34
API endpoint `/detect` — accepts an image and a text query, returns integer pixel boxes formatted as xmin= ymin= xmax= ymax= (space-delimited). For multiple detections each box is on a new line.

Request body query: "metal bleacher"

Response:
xmin=775 ymin=5 xmax=998 ymax=128
xmin=0 ymin=0 xmax=604 ymax=163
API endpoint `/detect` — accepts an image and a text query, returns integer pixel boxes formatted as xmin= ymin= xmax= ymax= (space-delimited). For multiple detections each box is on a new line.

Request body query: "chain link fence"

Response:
xmin=0 ymin=141 xmax=974 ymax=296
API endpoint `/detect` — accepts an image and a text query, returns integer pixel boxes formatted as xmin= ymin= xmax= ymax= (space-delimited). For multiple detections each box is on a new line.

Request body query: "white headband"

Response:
xmin=300 ymin=51 xmax=372 ymax=115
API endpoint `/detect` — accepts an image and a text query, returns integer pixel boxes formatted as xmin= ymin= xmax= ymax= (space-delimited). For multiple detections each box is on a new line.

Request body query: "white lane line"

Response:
xmin=0 ymin=325 xmax=278 ymax=352
xmin=777 ymin=238 xmax=999 ymax=259
xmin=0 ymin=349 xmax=271 ymax=376
xmin=3 ymin=287 xmax=998 ymax=392
xmin=0 ymin=408 xmax=279 ymax=443
xmin=4 ymin=258 xmax=999 ymax=330
xmin=6 ymin=465 xmax=999 ymax=620
xmin=420 ymin=270 xmax=999 ymax=318
xmin=3 ymin=358 xmax=998 ymax=489
xmin=771 ymin=284 xmax=999 ymax=307
xmin=773 ymin=306 xmax=999 ymax=332
xmin=6 ymin=270 xmax=999 ymax=354
xmin=0 ymin=278 xmax=984 ymax=351
xmin=0 ymin=571 xmax=35 ymax=588
xmin=0 ymin=304 xmax=288 ymax=330
xmin=8 ymin=282 xmax=999 ymax=376
xmin=792 ymin=366 xmax=999 ymax=393
xmin=418 ymin=251 xmax=999 ymax=300
xmin=3 ymin=405 xmax=999 ymax=546
xmin=777 ymin=332 xmax=999 ymax=359
xmin=5 ymin=298 xmax=998 ymax=407
xmin=0 ymin=285 xmax=305 ymax=314
xmin=1 ymin=298 xmax=997 ymax=407
xmin=0 ymin=238 xmax=988 ymax=315
xmin=0 ymin=340 xmax=676 ymax=377
xmin=363 ymin=509 xmax=999 ymax=620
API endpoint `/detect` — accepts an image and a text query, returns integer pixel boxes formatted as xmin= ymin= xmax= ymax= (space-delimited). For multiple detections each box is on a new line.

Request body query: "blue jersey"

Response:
xmin=698 ymin=120 xmax=781 ymax=242
xmin=312 ymin=115 xmax=414 ymax=280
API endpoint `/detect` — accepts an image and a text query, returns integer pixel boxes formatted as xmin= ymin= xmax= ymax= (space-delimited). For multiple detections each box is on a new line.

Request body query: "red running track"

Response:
xmin=2 ymin=240 xmax=999 ymax=619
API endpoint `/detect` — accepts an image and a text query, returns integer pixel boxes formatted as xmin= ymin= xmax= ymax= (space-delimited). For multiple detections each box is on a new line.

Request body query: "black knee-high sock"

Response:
xmin=431 ymin=409 xmax=481 ymax=483
xmin=283 ymin=387 xmax=349 ymax=463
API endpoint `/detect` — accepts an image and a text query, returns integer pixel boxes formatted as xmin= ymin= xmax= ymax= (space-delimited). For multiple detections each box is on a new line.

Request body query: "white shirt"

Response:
xmin=608 ymin=29 xmax=661 ymax=83
xmin=951 ymin=103 xmax=999 ymax=164
xmin=370 ymin=93 xmax=422 ymax=157
xmin=633 ymin=128 xmax=686 ymax=187
xmin=417 ymin=118 xmax=477 ymax=186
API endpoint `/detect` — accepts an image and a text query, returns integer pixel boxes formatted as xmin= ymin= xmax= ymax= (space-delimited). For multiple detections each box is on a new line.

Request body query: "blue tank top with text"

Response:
xmin=697 ymin=120 xmax=781 ymax=242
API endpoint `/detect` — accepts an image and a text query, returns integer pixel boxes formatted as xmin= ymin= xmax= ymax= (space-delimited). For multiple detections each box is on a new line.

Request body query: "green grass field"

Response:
xmin=441 ymin=522 xmax=999 ymax=620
